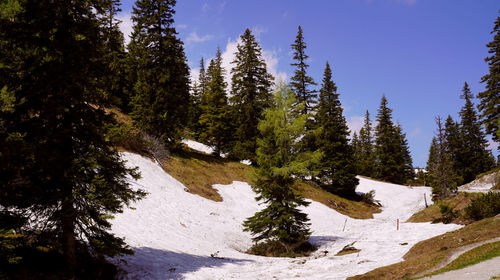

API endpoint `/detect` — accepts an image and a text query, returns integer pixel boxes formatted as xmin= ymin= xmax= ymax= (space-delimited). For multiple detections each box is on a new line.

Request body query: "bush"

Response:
xmin=465 ymin=192 xmax=500 ymax=221
xmin=247 ymin=240 xmax=316 ymax=258
xmin=436 ymin=204 xmax=458 ymax=224
xmin=360 ymin=190 xmax=382 ymax=207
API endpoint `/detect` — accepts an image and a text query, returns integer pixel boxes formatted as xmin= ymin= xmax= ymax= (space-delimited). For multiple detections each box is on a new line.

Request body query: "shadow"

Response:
xmin=115 ymin=247 xmax=253 ymax=279
xmin=309 ymin=235 xmax=343 ymax=247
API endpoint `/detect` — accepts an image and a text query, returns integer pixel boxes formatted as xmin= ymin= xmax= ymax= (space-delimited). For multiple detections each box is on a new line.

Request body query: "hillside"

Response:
xmin=110 ymin=152 xmax=461 ymax=279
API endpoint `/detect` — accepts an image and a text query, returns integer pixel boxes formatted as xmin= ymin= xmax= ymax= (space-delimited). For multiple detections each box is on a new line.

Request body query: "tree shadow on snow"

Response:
xmin=115 ymin=247 xmax=253 ymax=279
xmin=309 ymin=235 xmax=343 ymax=247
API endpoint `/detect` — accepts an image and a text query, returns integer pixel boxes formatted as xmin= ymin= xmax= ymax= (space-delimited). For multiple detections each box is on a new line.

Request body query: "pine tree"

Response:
xmin=0 ymin=0 xmax=145 ymax=271
xmin=199 ymin=48 xmax=232 ymax=156
xmin=459 ymin=82 xmax=495 ymax=183
xmin=230 ymin=28 xmax=274 ymax=163
xmin=290 ymin=26 xmax=316 ymax=115
xmin=357 ymin=110 xmax=376 ymax=177
xmin=444 ymin=115 xmax=464 ymax=185
xmin=478 ymin=14 xmax=500 ymax=145
xmin=428 ymin=117 xmax=458 ymax=200
xmin=128 ymin=0 xmax=190 ymax=146
xmin=243 ymin=84 xmax=319 ymax=248
xmin=374 ymin=95 xmax=413 ymax=184
xmin=352 ymin=131 xmax=361 ymax=173
xmin=315 ymin=62 xmax=358 ymax=197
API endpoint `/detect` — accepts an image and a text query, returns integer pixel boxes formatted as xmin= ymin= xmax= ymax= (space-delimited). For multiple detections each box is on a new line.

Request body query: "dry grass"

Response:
xmin=293 ymin=182 xmax=381 ymax=219
xmin=162 ymin=148 xmax=253 ymax=202
xmin=347 ymin=215 xmax=500 ymax=280
xmin=105 ymin=107 xmax=133 ymax=125
xmin=407 ymin=193 xmax=480 ymax=224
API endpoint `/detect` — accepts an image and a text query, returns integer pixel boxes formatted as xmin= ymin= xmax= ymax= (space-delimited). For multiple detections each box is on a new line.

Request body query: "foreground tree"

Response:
xmin=128 ymin=0 xmax=190 ymax=146
xmin=478 ymin=14 xmax=500 ymax=145
xmin=199 ymin=48 xmax=232 ymax=156
xmin=315 ymin=62 xmax=358 ymax=197
xmin=230 ymin=28 xmax=274 ymax=163
xmin=444 ymin=115 xmax=464 ymax=185
xmin=243 ymin=84 xmax=319 ymax=251
xmin=0 ymin=0 xmax=145 ymax=272
xmin=290 ymin=26 xmax=316 ymax=115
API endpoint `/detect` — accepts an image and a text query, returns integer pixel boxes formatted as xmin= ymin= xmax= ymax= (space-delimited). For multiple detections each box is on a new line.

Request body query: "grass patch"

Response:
xmin=422 ymin=241 xmax=500 ymax=278
xmin=336 ymin=242 xmax=361 ymax=256
xmin=407 ymin=192 xmax=480 ymax=224
xmin=162 ymin=148 xmax=253 ymax=201
xmin=347 ymin=215 xmax=500 ymax=280
xmin=247 ymin=240 xmax=316 ymax=258
xmin=293 ymin=181 xmax=381 ymax=219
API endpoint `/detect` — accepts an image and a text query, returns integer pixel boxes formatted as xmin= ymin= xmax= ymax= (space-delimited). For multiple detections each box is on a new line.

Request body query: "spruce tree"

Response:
xmin=428 ymin=117 xmax=458 ymax=200
xmin=315 ymin=62 xmax=358 ymax=197
xmin=128 ymin=0 xmax=190 ymax=146
xmin=444 ymin=115 xmax=464 ymax=185
xmin=478 ymin=14 xmax=500 ymax=145
xmin=199 ymin=48 xmax=232 ymax=156
xmin=459 ymin=82 xmax=495 ymax=183
xmin=230 ymin=28 xmax=274 ymax=163
xmin=290 ymin=26 xmax=316 ymax=114
xmin=352 ymin=131 xmax=361 ymax=174
xmin=374 ymin=95 xmax=413 ymax=184
xmin=357 ymin=110 xmax=376 ymax=177
xmin=243 ymin=84 xmax=319 ymax=248
xmin=0 ymin=0 xmax=145 ymax=271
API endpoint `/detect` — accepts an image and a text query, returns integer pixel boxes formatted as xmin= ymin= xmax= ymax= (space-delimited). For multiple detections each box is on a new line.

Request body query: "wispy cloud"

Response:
xmin=186 ymin=31 xmax=214 ymax=44
xmin=347 ymin=116 xmax=365 ymax=136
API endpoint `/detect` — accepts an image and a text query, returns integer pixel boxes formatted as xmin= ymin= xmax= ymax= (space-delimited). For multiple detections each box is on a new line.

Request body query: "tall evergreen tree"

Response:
xmin=478 ymin=14 xmax=500 ymax=145
xmin=315 ymin=62 xmax=358 ymax=197
xmin=459 ymin=82 xmax=495 ymax=183
xmin=357 ymin=110 xmax=376 ymax=177
xmin=243 ymin=84 xmax=319 ymax=248
xmin=199 ymin=48 xmax=232 ymax=156
xmin=394 ymin=123 xmax=414 ymax=183
xmin=0 ymin=0 xmax=145 ymax=271
xmin=427 ymin=117 xmax=458 ymax=200
xmin=352 ymin=131 xmax=361 ymax=173
xmin=444 ymin=115 xmax=464 ymax=185
xmin=128 ymin=0 xmax=190 ymax=146
xmin=230 ymin=28 xmax=274 ymax=163
xmin=290 ymin=26 xmax=316 ymax=115
xmin=374 ymin=95 xmax=413 ymax=184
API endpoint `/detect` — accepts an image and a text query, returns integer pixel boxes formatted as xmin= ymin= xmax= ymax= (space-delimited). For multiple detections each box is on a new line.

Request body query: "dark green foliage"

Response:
xmin=478 ymin=14 xmax=500 ymax=145
xmin=0 ymin=0 xmax=145 ymax=272
xmin=199 ymin=48 xmax=232 ymax=157
xmin=357 ymin=110 xmax=376 ymax=177
xmin=373 ymin=95 xmax=413 ymax=184
xmin=229 ymin=28 xmax=273 ymax=163
xmin=243 ymin=84 xmax=320 ymax=247
xmin=444 ymin=115 xmax=465 ymax=185
xmin=290 ymin=26 xmax=316 ymax=115
xmin=187 ymin=58 xmax=207 ymax=139
xmin=459 ymin=82 xmax=495 ymax=183
xmin=465 ymin=192 xmax=500 ymax=221
xmin=247 ymin=239 xmax=316 ymax=258
xmin=437 ymin=204 xmax=459 ymax=224
xmin=314 ymin=62 xmax=358 ymax=197
xmin=128 ymin=0 xmax=190 ymax=146
xmin=427 ymin=117 xmax=458 ymax=200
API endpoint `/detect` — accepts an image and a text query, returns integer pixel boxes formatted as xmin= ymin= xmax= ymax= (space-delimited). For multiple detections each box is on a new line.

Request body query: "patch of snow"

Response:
xmin=240 ymin=159 xmax=252 ymax=165
xmin=112 ymin=152 xmax=461 ymax=279
xmin=182 ymin=139 xmax=214 ymax=155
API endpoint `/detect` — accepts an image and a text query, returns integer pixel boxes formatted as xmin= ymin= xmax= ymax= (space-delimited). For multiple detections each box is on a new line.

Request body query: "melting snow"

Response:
xmin=111 ymin=152 xmax=461 ymax=279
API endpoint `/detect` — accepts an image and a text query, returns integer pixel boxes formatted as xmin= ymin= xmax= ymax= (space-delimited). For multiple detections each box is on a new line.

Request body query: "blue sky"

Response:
xmin=118 ymin=0 xmax=499 ymax=167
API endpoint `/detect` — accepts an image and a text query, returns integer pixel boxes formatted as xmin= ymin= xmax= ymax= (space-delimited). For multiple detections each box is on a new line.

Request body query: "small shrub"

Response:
xmin=465 ymin=192 xmax=500 ymax=221
xmin=360 ymin=190 xmax=382 ymax=207
xmin=106 ymin=123 xmax=149 ymax=154
xmin=436 ymin=204 xmax=458 ymax=224
xmin=247 ymin=240 xmax=316 ymax=258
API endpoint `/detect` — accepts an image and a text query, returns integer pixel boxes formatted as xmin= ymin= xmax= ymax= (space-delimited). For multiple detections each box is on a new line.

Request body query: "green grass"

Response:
xmin=421 ymin=241 xmax=500 ymax=278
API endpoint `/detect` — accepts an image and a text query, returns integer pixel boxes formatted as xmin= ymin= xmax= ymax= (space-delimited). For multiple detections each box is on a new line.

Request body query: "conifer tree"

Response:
xmin=199 ymin=48 xmax=232 ymax=156
xmin=230 ymin=28 xmax=274 ymax=163
xmin=427 ymin=117 xmax=458 ymax=200
xmin=478 ymin=14 xmax=500 ymax=145
xmin=459 ymin=82 xmax=495 ymax=183
xmin=128 ymin=0 xmax=190 ymax=146
xmin=357 ymin=110 xmax=376 ymax=177
xmin=394 ymin=123 xmax=414 ymax=183
xmin=315 ymin=62 xmax=358 ymax=197
xmin=0 ymin=0 xmax=145 ymax=271
xmin=290 ymin=26 xmax=316 ymax=114
xmin=444 ymin=115 xmax=464 ymax=185
xmin=374 ymin=95 xmax=413 ymax=184
xmin=352 ymin=131 xmax=361 ymax=173
xmin=243 ymin=84 xmax=319 ymax=248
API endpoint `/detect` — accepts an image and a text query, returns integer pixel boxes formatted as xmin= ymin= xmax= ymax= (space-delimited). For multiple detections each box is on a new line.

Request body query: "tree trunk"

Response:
xmin=62 ymin=196 xmax=77 ymax=272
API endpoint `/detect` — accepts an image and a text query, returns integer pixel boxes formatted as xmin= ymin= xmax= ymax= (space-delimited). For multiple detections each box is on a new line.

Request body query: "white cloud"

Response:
xmin=177 ymin=24 xmax=188 ymax=30
xmin=487 ymin=138 xmax=499 ymax=152
xmin=347 ymin=116 xmax=365 ymax=136
xmin=117 ymin=12 xmax=133 ymax=46
xmin=186 ymin=31 xmax=214 ymax=44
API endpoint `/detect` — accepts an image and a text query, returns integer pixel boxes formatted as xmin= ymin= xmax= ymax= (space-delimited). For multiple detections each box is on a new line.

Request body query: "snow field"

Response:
xmin=112 ymin=152 xmax=461 ymax=279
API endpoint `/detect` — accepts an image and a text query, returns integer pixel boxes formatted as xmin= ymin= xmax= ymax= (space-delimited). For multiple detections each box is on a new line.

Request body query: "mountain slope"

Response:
xmin=111 ymin=152 xmax=460 ymax=279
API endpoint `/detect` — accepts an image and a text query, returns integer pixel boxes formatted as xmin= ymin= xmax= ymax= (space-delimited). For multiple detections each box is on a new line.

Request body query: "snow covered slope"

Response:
xmin=111 ymin=152 xmax=461 ymax=280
